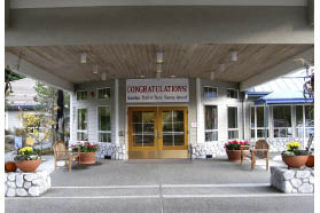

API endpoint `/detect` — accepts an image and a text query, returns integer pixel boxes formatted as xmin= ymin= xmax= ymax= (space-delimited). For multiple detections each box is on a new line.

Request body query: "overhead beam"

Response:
xmin=240 ymin=48 xmax=314 ymax=91
xmin=5 ymin=52 xmax=74 ymax=92
xmin=10 ymin=0 xmax=307 ymax=9
xmin=6 ymin=6 xmax=313 ymax=46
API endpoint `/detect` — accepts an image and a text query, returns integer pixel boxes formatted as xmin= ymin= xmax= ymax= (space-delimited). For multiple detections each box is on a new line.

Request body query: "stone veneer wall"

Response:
xmin=96 ymin=143 xmax=126 ymax=160
xmin=270 ymin=166 xmax=314 ymax=193
xmin=190 ymin=138 xmax=305 ymax=159
xmin=5 ymin=171 xmax=51 ymax=197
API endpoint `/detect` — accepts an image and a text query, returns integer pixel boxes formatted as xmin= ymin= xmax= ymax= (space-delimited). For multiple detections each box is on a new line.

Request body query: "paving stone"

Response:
xmin=28 ymin=186 xmax=40 ymax=197
xmin=291 ymin=178 xmax=302 ymax=188
xmin=296 ymin=170 xmax=311 ymax=179
xmin=16 ymin=174 xmax=24 ymax=188
xmin=6 ymin=188 xmax=16 ymax=197
xmin=298 ymin=183 xmax=313 ymax=193
xmin=6 ymin=181 xmax=16 ymax=188
xmin=7 ymin=173 xmax=15 ymax=181
xmin=16 ymin=188 xmax=28 ymax=197
xmin=24 ymin=181 xmax=32 ymax=189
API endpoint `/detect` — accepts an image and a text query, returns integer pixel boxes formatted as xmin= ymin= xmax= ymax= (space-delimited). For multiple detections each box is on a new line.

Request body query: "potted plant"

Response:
xmin=77 ymin=142 xmax=99 ymax=165
xmin=225 ymin=140 xmax=250 ymax=161
xmin=14 ymin=147 xmax=41 ymax=172
xmin=282 ymin=142 xmax=310 ymax=168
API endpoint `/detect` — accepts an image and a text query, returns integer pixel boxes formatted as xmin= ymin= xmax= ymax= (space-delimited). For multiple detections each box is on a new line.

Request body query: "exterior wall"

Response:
xmin=70 ymin=80 xmax=126 ymax=159
xmin=192 ymin=79 xmax=242 ymax=158
xmin=118 ymin=78 xmax=197 ymax=159
xmin=70 ymin=78 xmax=313 ymax=160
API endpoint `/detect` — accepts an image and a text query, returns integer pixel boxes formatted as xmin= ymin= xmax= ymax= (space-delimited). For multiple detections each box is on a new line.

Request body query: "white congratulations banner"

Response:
xmin=126 ymin=78 xmax=189 ymax=103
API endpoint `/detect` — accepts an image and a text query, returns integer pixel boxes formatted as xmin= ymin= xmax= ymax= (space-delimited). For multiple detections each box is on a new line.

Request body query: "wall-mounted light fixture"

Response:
xmin=80 ymin=52 xmax=87 ymax=64
xmin=156 ymin=63 xmax=162 ymax=78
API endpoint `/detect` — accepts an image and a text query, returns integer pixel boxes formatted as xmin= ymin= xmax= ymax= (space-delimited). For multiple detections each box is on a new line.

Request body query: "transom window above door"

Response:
xmin=203 ymin=87 xmax=218 ymax=99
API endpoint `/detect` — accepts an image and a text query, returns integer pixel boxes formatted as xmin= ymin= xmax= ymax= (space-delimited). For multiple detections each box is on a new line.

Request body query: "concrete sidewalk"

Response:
xmin=5 ymin=158 xmax=313 ymax=213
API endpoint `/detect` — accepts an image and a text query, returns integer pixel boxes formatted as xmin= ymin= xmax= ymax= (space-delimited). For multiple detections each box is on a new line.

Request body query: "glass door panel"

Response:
xmin=132 ymin=111 xmax=155 ymax=147
xmin=161 ymin=110 xmax=185 ymax=147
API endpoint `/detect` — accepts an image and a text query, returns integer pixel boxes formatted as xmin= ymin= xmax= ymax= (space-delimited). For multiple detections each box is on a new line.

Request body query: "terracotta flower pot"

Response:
xmin=282 ymin=155 xmax=309 ymax=168
xmin=306 ymin=155 xmax=314 ymax=167
xmin=226 ymin=150 xmax=249 ymax=162
xmin=5 ymin=161 xmax=17 ymax=173
xmin=15 ymin=158 xmax=41 ymax=172
xmin=79 ymin=152 xmax=96 ymax=165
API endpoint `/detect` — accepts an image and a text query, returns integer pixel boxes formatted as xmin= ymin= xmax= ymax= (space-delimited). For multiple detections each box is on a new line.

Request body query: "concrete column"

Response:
xmin=196 ymin=78 xmax=204 ymax=144
xmin=114 ymin=79 xmax=119 ymax=146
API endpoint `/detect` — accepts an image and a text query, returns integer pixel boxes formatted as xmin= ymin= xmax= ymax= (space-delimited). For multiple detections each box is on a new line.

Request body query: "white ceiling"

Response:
xmin=10 ymin=0 xmax=307 ymax=9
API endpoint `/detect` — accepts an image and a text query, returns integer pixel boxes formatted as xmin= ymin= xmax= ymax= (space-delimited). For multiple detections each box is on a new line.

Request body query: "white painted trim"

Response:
xmin=115 ymin=79 xmax=119 ymax=146
xmin=96 ymin=105 xmax=112 ymax=143
xmin=10 ymin=0 xmax=307 ymax=9
xmin=240 ymin=48 xmax=314 ymax=91
xmin=5 ymin=52 xmax=74 ymax=92
xmin=69 ymin=92 xmax=74 ymax=142
xmin=196 ymin=78 xmax=204 ymax=144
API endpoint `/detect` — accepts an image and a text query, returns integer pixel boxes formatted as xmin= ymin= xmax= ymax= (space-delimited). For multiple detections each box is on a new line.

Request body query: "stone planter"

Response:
xmin=15 ymin=159 xmax=41 ymax=172
xmin=282 ymin=155 xmax=309 ymax=168
xmin=226 ymin=150 xmax=249 ymax=161
xmin=306 ymin=155 xmax=314 ymax=167
xmin=79 ymin=152 xmax=96 ymax=165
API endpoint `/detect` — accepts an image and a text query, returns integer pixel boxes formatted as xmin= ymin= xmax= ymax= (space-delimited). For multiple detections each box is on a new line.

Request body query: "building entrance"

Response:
xmin=128 ymin=107 xmax=188 ymax=159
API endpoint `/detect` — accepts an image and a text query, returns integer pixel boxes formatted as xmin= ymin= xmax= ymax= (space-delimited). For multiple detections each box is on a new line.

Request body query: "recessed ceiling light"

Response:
xmin=93 ymin=65 xmax=98 ymax=74
xmin=80 ymin=52 xmax=87 ymax=64
xmin=170 ymin=75 xmax=176 ymax=78
xmin=156 ymin=51 xmax=163 ymax=64
xmin=210 ymin=71 xmax=215 ymax=80
xmin=140 ymin=75 xmax=145 ymax=78
xmin=219 ymin=63 xmax=225 ymax=72
xmin=231 ymin=50 xmax=238 ymax=62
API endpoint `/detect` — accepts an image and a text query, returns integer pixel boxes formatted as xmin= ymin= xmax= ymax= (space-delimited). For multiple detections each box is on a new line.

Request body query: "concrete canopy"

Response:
xmin=5 ymin=4 xmax=314 ymax=91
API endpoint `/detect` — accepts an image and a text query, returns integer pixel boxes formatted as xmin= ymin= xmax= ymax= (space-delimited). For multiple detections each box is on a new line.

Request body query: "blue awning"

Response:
xmin=254 ymin=90 xmax=313 ymax=105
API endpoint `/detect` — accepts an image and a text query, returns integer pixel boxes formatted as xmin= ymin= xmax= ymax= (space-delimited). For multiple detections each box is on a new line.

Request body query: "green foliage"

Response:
xmin=14 ymin=147 xmax=40 ymax=161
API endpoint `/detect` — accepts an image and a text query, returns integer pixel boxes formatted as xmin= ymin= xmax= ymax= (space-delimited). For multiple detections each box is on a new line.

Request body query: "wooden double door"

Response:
xmin=128 ymin=107 xmax=188 ymax=159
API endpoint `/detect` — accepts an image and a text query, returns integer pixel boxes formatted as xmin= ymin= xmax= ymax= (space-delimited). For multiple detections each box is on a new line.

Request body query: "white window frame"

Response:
xmin=77 ymin=108 xmax=88 ymax=141
xmin=227 ymin=106 xmax=239 ymax=140
xmin=204 ymin=105 xmax=218 ymax=142
xmin=296 ymin=104 xmax=314 ymax=146
xmin=97 ymin=87 xmax=111 ymax=101
xmin=97 ymin=105 xmax=112 ymax=143
xmin=226 ymin=88 xmax=239 ymax=99
xmin=203 ymin=86 xmax=218 ymax=99
xmin=76 ymin=90 xmax=88 ymax=101
xmin=250 ymin=105 xmax=268 ymax=141
xmin=272 ymin=105 xmax=293 ymax=138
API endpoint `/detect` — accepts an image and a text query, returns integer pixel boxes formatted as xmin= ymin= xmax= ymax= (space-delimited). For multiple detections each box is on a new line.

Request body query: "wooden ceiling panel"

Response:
xmin=6 ymin=44 xmax=312 ymax=84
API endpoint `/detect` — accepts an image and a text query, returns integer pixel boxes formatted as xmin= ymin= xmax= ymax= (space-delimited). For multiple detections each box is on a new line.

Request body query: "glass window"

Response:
xmin=228 ymin=107 xmax=238 ymax=129
xmin=77 ymin=108 xmax=87 ymax=141
xmin=77 ymin=91 xmax=88 ymax=101
xmin=98 ymin=106 xmax=111 ymax=143
xmin=203 ymin=87 xmax=218 ymax=98
xmin=227 ymin=89 xmax=238 ymax=99
xmin=305 ymin=105 xmax=314 ymax=127
xmin=250 ymin=107 xmax=255 ymax=128
xmin=205 ymin=106 xmax=218 ymax=142
xmin=273 ymin=106 xmax=291 ymax=127
xmin=98 ymin=88 xmax=111 ymax=100
xmin=273 ymin=106 xmax=292 ymax=138
xmin=227 ymin=107 xmax=238 ymax=139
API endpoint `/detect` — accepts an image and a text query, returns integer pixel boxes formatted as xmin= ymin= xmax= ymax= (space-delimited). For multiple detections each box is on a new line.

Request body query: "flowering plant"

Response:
xmin=282 ymin=141 xmax=310 ymax=157
xmin=286 ymin=142 xmax=300 ymax=151
xmin=14 ymin=146 xmax=40 ymax=161
xmin=224 ymin=140 xmax=250 ymax=150
xmin=72 ymin=141 xmax=99 ymax=152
